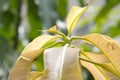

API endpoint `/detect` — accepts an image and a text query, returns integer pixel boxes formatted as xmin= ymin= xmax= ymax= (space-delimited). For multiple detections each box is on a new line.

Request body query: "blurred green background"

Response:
xmin=0 ymin=0 xmax=120 ymax=80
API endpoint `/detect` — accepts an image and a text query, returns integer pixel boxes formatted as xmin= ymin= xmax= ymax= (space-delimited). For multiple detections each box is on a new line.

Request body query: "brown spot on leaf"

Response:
xmin=107 ymin=42 xmax=115 ymax=50
xmin=111 ymin=44 xmax=115 ymax=50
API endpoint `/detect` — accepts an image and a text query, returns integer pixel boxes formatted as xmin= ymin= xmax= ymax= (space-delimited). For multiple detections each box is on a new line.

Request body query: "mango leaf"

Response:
xmin=8 ymin=35 xmax=60 ymax=80
xmin=81 ymin=52 xmax=110 ymax=63
xmin=81 ymin=33 xmax=120 ymax=78
xmin=28 ymin=0 xmax=42 ymax=39
xmin=47 ymin=25 xmax=57 ymax=33
xmin=29 ymin=71 xmax=44 ymax=80
xmin=66 ymin=5 xmax=89 ymax=35
xmin=56 ymin=0 xmax=67 ymax=20
xmin=80 ymin=51 xmax=119 ymax=80
xmin=36 ymin=47 xmax=83 ymax=80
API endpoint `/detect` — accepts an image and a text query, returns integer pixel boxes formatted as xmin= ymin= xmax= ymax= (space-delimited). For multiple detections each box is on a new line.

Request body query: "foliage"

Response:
xmin=8 ymin=1 xmax=120 ymax=80
xmin=0 ymin=0 xmax=120 ymax=80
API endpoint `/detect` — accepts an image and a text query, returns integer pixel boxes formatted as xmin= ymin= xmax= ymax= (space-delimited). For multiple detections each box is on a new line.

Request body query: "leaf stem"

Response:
xmin=69 ymin=36 xmax=83 ymax=43
xmin=46 ymin=41 xmax=65 ymax=48
xmin=53 ymin=31 xmax=66 ymax=39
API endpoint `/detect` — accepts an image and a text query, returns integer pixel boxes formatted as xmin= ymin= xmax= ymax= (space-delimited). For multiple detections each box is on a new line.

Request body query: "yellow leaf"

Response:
xmin=8 ymin=56 xmax=32 ymax=80
xmin=80 ymin=52 xmax=119 ymax=80
xmin=36 ymin=47 xmax=83 ymax=80
xmin=47 ymin=25 xmax=57 ymax=33
xmin=66 ymin=5 xmax=89 ymax=35
xmin=81 ymin=52 xmax=110 ymax=63
xmin=81 ymin=33 xmax=120 ymax=77
xmin=21 ymin=35 xmax=60 ymax=61
xmin=29 ymin=71 xmax=44 ymax=80
xmin=8 ymin=35 xmax=60 ymax=80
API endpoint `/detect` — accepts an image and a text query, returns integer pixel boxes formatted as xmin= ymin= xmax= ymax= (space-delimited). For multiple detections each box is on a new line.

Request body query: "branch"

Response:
xmin=13 ymin=0 xmax=22 ymax=50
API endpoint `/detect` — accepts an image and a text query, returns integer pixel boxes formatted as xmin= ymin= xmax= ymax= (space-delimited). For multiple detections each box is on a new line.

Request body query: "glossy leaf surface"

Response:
xmin=36 ymin=47 xmax=83 ymax=80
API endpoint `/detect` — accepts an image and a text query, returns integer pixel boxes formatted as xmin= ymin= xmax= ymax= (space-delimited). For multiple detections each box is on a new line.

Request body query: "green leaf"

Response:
xmin=95 ymin=0 xmax=120 ymax=23
xmin=27 ymin=0 xmax=42 ymax=40
xmin=56 ymin=0 xmax=67 ymax=20
xmin=8 ymin=35 xmax=60 ymax=80
xmin=93 ymin=0 xmax=120 ymax=32
xmin=36 ymin=47 xmax=83 ymax=80
xmin=79 ymin=0 xmax=85 ymax=7
xmin=81 ymin=33 xmax=120 ymax=78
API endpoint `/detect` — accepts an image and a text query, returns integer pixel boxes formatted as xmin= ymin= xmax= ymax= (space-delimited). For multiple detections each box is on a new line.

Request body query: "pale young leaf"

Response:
xmin=21 ymin=35 xmax=60 ymax=61
xmin=47 ymin=25 xmax=57 ymax=33
xmin=29 ymin=71 xmax=44 ymax=80
xmin=8 ymin=35 xmax=60 ymax=80
xmin=8 ymin=56 xmax=32 ymax=80
xmin=80 ymin=52 xmax=119 ymax=80
xmin=36 ymin=47 xmax=83 ymax=80
xmin=81 ymin=33 xmax=120 ymax=78
xmin=66 ymin=6 xmax=88 ymax=35
xmin=81 ymin=52 xmax=109 ymax=63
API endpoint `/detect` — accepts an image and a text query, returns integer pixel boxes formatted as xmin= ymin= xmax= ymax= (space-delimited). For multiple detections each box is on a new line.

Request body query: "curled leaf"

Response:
xmin=21 ymin=35 xmax=60 ymax=61
xmin=8 ymin=35 xmax=60 ymax=80
xmin=81 ymin=33 xmax=120 ymax=78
